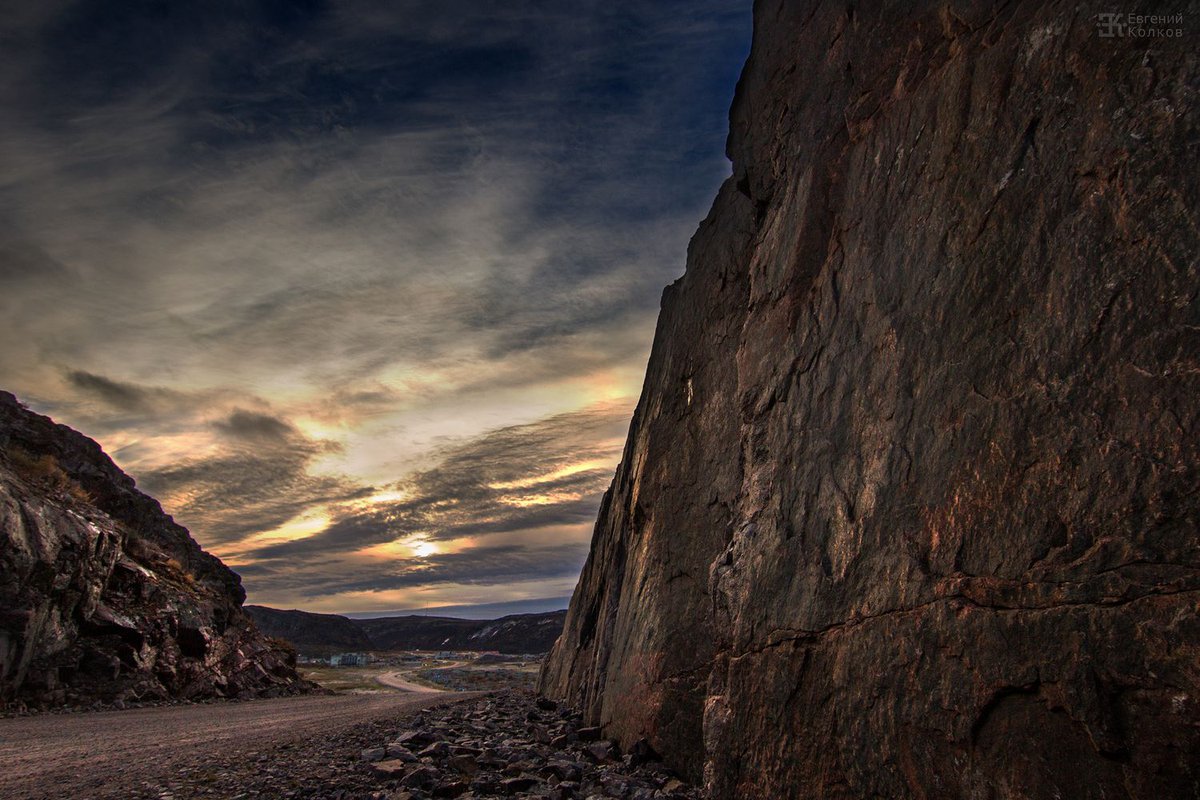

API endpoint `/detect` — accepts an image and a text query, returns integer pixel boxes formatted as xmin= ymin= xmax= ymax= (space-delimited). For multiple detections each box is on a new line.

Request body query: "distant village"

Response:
xmin=297 ymin=650 xmax=539 ymax=667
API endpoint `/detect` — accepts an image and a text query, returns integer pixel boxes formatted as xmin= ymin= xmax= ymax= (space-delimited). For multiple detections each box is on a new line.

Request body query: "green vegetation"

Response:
xmin=300 ymin=665 xmax=395 ymax=693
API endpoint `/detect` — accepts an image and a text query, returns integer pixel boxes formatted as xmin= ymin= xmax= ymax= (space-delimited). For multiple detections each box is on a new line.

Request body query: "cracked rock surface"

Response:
xmin=540 ymin=2 xmax=1200 ymax=798
xmin=0 ymin=392 xmax=314 ymax=710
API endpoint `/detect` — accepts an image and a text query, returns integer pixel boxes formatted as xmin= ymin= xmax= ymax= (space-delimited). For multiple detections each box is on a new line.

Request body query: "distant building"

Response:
xmin=329 ymin=652 xmax=369 ymax=666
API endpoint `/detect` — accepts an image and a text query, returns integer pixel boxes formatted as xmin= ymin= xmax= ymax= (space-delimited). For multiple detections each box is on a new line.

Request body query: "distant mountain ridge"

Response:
xmin=246 ymin=605 xmax=565 ymax=655
xmin=345 ymin=596 xmax=571 ymax=620
xmin=242 ymin=606 xmax=373 ymax=652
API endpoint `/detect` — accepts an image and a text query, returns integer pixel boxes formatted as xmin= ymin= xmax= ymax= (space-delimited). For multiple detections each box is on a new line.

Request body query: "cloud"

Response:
xmin=138 ymin=410 xmax=370 ymax=546
xmin=248 ymin=400 xmax=628 ymax=563
xmin=0 ymin=0 xmax=751 ymax=610
xmin=0 ymin=0 xmax=748 ymax=392
xmin=213 ymin=408 xmax=295 ymax=442
xmin=50 ymin=370 xmax=222 ymax=438
xmin=310 ymin=541 xmax=591 ymax=597
xmin=0 ymin=239 xmax=73 ymax=285
xmin=65 ymin=370 xmax=158 ymax=411
xmin=235 ymin=537 xmax=591 ymax=603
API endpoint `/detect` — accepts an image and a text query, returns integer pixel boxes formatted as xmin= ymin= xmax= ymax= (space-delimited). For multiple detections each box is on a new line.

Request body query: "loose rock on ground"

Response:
xmin=360 ymin=690 xmax=699 ymax=799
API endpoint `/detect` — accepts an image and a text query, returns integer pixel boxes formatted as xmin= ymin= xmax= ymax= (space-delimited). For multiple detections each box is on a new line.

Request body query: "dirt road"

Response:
xmin=374 ymin=660 xmax=469 ymax=693
xmin=0 ymin=692 xmax=472 ymax=799
xmin=375 ymin=670 xmax=440 ymax=692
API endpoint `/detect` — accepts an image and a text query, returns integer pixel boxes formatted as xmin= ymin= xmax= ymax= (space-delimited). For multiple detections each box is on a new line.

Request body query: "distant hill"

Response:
xmin=357 ymin=611 xmax=566 ymax=653
xmin=347 ymin=596 xmax=571 ymax=620
xmin=244 ymin=605 xmax=374 ymax=653
xmin=245 ymin=606 xmax=566 ymax=655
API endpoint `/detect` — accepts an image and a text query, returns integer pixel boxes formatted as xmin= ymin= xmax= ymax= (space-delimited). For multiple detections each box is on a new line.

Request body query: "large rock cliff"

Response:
xmin=0 ymin=392 xmax=313 ymax=710
xmin=540 ymin=2 xmax=1199 ymax=797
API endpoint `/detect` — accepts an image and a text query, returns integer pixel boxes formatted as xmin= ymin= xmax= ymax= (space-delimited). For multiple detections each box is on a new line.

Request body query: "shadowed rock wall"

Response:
xmin=541 ymin=2 xmax=1199 ymax=797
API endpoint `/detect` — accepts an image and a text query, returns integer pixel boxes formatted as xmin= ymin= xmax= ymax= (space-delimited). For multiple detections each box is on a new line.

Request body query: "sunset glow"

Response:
xmin=0 ymin=0 xmax=751 ymax=613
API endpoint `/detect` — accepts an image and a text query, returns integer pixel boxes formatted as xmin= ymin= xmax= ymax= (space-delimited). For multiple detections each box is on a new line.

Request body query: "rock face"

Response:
xmin=540 ymin=2 xmax=1199 ymax=798
xmin=0 ymin=392 xmax=313 ymax=709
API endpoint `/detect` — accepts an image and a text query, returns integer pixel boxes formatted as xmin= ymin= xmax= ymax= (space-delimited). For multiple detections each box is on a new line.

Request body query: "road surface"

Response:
xmin=374 ymin=660 xmax=468 ymax=693
xmin=376 ymin=669 xmax=441 ymax=692
xmin=0 ymin=691 xmax=470 ymax=799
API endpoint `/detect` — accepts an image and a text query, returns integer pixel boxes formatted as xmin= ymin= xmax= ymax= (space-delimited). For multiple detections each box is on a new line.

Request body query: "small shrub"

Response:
xmin=124 ymin=535 xmax=161 ymax=562
xmin=162 ymin=556 xmax=198 ymax=588
xmin=267 ymin=635 xmax=297 ymax=656
xmin=7 ymin=447 xmax=93 ymax=503
xmin=67 ymin=481 xmax=95 ymax=505
xmin=9 ymin=448 xmax=68 ymax=486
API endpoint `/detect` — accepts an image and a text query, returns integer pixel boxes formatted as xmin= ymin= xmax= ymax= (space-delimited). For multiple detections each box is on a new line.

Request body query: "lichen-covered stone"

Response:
xmin=540 ymin=2 xmax=1200 ymax=797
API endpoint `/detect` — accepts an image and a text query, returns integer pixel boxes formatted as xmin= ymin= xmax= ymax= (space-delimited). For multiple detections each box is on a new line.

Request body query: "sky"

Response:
xmin=0 ymin=0 xmax=751 ymax=614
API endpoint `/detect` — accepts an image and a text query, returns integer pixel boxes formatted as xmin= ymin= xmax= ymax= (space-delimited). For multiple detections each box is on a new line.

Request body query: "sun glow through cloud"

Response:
xmin=360 ymin=535 xmax=461 ymax=561
xmin=488 ymin=459 xmax=616 ymax=492
xmin=242 ymin=511 xmax=335 ymax=548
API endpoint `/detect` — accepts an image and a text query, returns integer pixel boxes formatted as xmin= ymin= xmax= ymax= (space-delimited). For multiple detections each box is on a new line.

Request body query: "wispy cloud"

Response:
xmin=0 ymin=0 xmax=750 ymax=610
xmin=246 ymin=541 xmax=591 ymax=597
xmin=248 ymin=401 xmax=627 ymax=560
xmin=213 ymin=408 xmax=296 ymax=442
xmin=66 ymin=370 xmax=165 ymax=412
xmin=213 ymin=401 xmax=627 ymax=611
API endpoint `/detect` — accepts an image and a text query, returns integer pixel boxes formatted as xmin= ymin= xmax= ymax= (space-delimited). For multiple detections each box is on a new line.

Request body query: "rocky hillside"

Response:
xmin=244 ymin=606 xmax=375 ymax=654
xmin=358 ymin=611 xmax=565 ymax=654
xmin=0 ymin=392 xmax=313 ymax=710
xmin=248 ymin=605 xmax=566 ymax=655
xmin=540 ymin=2 xmax=1199 ymax=798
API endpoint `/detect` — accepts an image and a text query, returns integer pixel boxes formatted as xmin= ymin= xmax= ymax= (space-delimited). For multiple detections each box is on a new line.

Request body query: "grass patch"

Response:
xmin=6 ymin=447 xmax=93 ymax=504
xmin=301 ymin=665 xmax=396 ymax=693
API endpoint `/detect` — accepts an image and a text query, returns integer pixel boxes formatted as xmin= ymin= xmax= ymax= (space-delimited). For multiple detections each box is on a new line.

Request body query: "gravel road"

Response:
xmin=374 ymin=660 xmax=468 ymax=693
xmin=375 ymin=670 xmax=439 ymax=693
xmin=0 ymin=692 xmax=474 ymax=799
